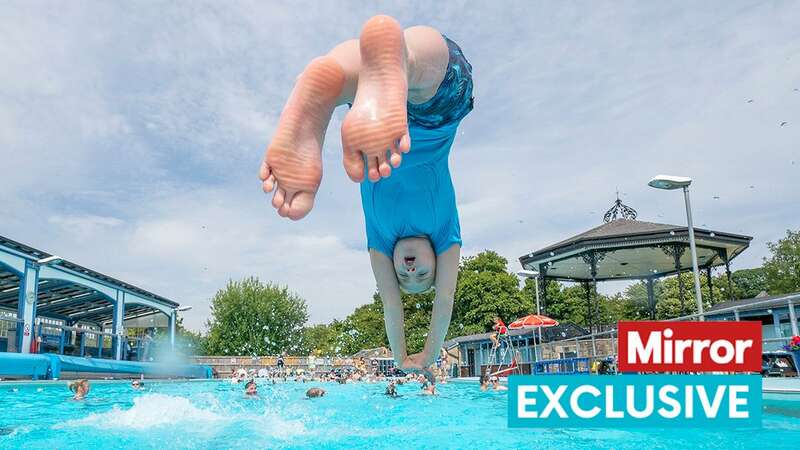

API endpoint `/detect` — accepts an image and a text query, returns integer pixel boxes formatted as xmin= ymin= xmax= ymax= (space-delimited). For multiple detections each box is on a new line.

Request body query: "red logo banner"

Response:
xmin=618 ymin=321 xmax=762 ymax=373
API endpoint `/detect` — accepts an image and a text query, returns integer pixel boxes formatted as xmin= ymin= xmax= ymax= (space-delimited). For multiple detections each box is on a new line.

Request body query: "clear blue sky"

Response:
xmin=1 ymin=1 xmax=798 ymax=330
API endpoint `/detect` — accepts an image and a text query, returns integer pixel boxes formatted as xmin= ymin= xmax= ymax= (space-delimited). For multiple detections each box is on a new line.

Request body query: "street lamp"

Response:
xmin=648 ymin=174 xmax=704 ymax=320
xmin=175 ymin=305 xmax=193 ymax=312
xmin=517 ymin=269 xmax=543 ymax=358
xmin=37 ymin=255 xmax=63 ymax=265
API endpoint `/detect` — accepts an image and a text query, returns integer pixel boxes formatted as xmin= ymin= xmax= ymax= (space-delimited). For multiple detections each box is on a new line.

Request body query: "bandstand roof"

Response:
xmin=518 ymin=200 xmax=752 ymax=282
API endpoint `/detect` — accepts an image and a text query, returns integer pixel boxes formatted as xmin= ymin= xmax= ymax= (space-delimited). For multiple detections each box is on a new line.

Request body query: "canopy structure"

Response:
xmin=0 ymin=234 xmax=182 ymax=359
xmin=518 ymin=197 xmax=752 ymax=329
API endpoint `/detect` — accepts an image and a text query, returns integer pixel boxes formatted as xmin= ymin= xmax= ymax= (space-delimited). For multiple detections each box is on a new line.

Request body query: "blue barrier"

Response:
xmin=533 ymin=357 xmax=591 ymax=375
xmin=0 ymin=352 xmax=212 ymax=380
xmin=48 ymin=354 xmax=212 ymax=379
xmin=0 ymin=352 xmax=51 ymax=380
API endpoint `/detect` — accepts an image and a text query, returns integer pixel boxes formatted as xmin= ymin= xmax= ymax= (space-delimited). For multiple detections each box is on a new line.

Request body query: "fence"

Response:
xmin=0 ymin=315 xmax=160 ymax=361
xmin=191 ymin=355 xmax=358 ymax=378
xmin=531 ymin=294 xmax=800 ymax=377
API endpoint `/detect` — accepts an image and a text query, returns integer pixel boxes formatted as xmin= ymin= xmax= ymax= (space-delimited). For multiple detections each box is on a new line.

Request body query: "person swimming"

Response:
xmin=306 ymin=387 xmax=326 ymax=398
xmin=385 ymin=381 xmax=399 ymax=398
xmin=131 ymin=379 xmax=144 ymax=390
xmin=479 ymin=375 xmax=489 ymax=392
xmin=260 ymin=15 xmax=472 ymax=381
xmin=245 ymin=380 xmax=258 ymax=397
xmin=68 ymin=379 xmax=90 ymax=400
xmin=420 ymin=381 xmax=436 ymax=395
xmin=489 ymin=376 xmax=507 ymax=391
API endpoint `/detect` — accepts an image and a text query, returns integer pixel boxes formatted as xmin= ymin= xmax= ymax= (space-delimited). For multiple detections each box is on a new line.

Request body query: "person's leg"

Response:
xmin=260 ymin=16 xmax=449 ymax=220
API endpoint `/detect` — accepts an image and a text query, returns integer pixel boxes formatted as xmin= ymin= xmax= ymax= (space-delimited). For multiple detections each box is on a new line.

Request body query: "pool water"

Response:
xmin=1 ymin=379 xmax=798 ymax=449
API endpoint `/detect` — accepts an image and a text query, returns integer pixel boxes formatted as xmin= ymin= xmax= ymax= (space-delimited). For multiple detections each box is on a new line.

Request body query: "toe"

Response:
xmin=262 ymin=174 xmax=276 ymax=193
xmin=367 ymin=157 xmax=380 ymax=182
xmin=278 ymin=191 xmax=293 ymax=217
xmin=259 ymin=160 xmax=269 ymax=180
xmin=260 ymin=161 xmax=276 ymax=192
xmin=288 ymin=191 xmax=315 ymax=220
xmin=399 ymin=133 xmax=411 ymax=153
xmin=389 ymin=141 xmax=402 ymax=168
xmin=343 ymin=149 xmax=366 ymax=183
xmin=378 ymin=152 xmax=392 ymax=178
xmin=272 ymin=187 xmax=286 ymax=209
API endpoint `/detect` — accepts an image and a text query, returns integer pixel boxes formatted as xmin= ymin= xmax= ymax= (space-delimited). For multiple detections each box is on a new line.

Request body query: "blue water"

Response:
xmin=1 ymin=379 xmax=798 ymax=449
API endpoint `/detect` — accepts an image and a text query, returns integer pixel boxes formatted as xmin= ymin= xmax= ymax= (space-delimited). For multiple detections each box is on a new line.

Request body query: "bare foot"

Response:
xmin=341 ymin=15 xmax=412 ymax=183
xmin=260 ymin=57 xmax=344 ymax=220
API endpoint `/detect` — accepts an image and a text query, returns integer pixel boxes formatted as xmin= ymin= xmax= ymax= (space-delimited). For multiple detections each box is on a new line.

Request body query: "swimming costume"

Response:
xmin=360 ymin=36 xmax=474 ymax=257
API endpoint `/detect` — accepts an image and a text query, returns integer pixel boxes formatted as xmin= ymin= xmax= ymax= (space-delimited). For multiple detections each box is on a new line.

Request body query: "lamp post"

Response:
xmin=517 ymin=269 xmax=543 ymax=359
xmin=648 ymin=174 xmax=704 ymax=320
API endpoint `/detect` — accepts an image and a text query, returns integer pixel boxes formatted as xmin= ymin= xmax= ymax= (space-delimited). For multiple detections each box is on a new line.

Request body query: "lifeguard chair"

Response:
xmin=486 ymin=318 xmax=520 ymax=376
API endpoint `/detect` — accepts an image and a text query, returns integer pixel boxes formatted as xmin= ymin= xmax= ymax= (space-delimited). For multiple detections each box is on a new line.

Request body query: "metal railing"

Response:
xmin=0 ymin=315 xmax=158 ymax=361
xmin=530 ymin=295 xmax=800 ymax=377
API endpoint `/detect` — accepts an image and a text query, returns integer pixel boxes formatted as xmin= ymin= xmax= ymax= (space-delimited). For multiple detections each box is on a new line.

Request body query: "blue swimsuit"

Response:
xmin=360 ymin=36 xmax=474 ymax=257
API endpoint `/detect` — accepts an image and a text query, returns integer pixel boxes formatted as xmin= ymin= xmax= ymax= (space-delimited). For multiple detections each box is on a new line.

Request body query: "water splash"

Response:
xmin=59 ymin=394 xmax=223 ymax=430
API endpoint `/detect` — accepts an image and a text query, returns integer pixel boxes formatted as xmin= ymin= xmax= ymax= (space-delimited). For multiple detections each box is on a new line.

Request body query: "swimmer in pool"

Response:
xmin=260 ymin=15 xmax=472 ymax=381
xmin=306 ymin=387 xmax=326 ymax=398
xmin=490 ymin=376 xmax=507 ymax=391
xmin=68 ymin=379 xmax=90 ymax=400
xmin=244 ymin=380 xmax=258 ymax=397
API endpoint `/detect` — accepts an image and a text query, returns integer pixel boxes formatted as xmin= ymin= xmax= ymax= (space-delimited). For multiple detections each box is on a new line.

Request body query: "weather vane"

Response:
xmin=603 ymin=190 xmax=637 ymax=222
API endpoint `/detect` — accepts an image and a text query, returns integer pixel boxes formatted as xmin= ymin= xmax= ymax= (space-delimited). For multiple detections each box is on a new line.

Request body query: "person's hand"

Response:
xmin=400 ymin=353 xmax=435 ymax=383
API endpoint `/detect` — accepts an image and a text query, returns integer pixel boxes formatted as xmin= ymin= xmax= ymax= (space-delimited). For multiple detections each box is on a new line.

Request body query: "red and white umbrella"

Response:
xmin=508 ymin=314 xmax=558 ymax=330
xmin=508 ymin=315 xmax=558 ymax=366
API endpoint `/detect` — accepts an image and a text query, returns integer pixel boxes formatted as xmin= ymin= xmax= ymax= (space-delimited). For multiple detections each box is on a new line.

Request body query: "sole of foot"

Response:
xmin=260 ymin=56 xmax=345 ymax=220
xmin=341 ymin=15 xmax=411 ymax=183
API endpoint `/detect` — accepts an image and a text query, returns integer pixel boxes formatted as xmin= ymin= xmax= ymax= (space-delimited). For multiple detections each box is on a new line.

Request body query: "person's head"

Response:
xmin=68 ymin=379 xmax=90 ymax=399
xmin=306 ymin=387 xmax=325 ymax=398
xmin=245 ymin=380 xmax=258 ymax=396
xmin=393 ymin=237 xmax=436 ymax=294
xmin=490 ymin=376 xmax=499 ymax=386
xmin=131 ymin=379 xmax=143 ymax=390
xmin=479 ymin=375 xmax=488 ymax=387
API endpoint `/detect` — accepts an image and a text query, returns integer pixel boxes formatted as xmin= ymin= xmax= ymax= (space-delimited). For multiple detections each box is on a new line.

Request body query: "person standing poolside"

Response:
xmin=68 ymin=379 xmax=90 ymax=400
xmin=260 ymin=15 xmax=472 ymax=381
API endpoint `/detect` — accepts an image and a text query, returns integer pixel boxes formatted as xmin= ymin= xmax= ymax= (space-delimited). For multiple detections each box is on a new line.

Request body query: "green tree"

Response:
xmin=730 ymin=267 xmax=768 ymax=299
xmin=301 ymin=323 xmax=339 ymax=356
xmin=763 ymin=230 xmax=800 ymax=295
xmin=333 ymin=296 xmax=388 ymax=355
xmin=174 ymin=316 xmax=207 ymax=355
xmin=205 ymin=277 xmax=308 ymax=356
xmin=653 ymin=272 xmax=724 ymax=319
xmin=541 ymin=282 xmax=591 ymax=326
xmin=450 ymin=251 xmax=527 ymax=338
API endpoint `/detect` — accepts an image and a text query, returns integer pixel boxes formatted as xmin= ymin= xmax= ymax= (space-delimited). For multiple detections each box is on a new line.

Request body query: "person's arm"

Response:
xmin=409 ymin=244 xmax=460 ymax=368
xmin=369 ymin=249 xmax=408 ymax=365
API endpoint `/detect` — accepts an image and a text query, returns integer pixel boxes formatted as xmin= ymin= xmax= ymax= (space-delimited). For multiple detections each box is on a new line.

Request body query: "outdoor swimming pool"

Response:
xmin=1 ymin=379 xmax=798 ymax=449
